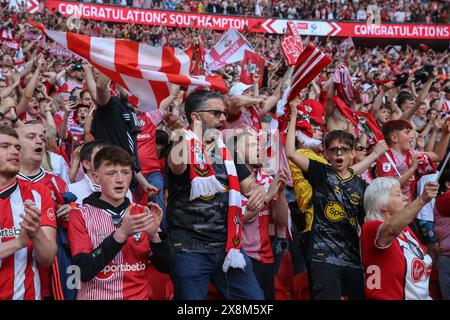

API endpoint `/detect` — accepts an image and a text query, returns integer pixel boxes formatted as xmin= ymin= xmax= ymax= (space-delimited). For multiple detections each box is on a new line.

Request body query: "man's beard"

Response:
xmin=2 ymin=168 xmax=19 ymax=180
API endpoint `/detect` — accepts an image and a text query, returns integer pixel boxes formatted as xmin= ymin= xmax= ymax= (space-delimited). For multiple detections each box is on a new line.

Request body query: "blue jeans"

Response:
xmin=170 ymin=251 xmax=264 ymax=300
xmin=439 ymin=254 xmax=450 ymax=300
xmin=146 ymin=171 xmax=166 ymax=230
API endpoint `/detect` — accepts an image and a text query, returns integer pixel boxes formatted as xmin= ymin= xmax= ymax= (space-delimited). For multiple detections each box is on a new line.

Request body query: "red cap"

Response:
xmin=302 ymin=99 xmax=325 ymax=124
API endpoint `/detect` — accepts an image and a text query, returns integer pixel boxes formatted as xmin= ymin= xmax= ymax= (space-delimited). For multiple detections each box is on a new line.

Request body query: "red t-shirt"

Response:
xmin=361 ymin=220 xmax=432 ymax=300
xmin=137 ymin=111 xmax=163 ymax=175
xmin=0 ymin=179 xmax=56 ymax=300
xmin=17 ymin=169 xmax=68 ymax=207
xmin=241 ymin=171 xmax=277 ymax=264
xmin=68 ymin=204 xmax=151 ymax=300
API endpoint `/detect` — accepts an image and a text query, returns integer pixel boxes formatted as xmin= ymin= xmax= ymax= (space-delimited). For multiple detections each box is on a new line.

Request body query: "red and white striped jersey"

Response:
xmin=17 ymin=168 xmax=69 ymax=206
xmin=443 ymin=100 xmax=449 ymax=113
xmin=242 ymin=171 xmax=277 ymax=264
xmin=376 ymin=149 xmax=418 ymax=200
xmin=0 ymin=179 xmax=56 ymax=300
xmin=68 ymin=204 xmax=151 ymax=300
xmin=16 ymin=169 xmax=69 ymax=299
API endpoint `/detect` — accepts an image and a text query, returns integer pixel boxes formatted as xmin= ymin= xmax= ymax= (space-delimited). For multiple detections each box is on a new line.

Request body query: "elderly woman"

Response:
xmin=361 ymin=177 xmax=439 ymax=300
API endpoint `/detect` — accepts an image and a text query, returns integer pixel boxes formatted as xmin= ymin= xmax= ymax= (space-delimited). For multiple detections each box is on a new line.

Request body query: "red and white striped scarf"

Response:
xmin=287 ymin=44 xmax=332 ymax=101
xmin=185 ymin=129 xmax=245 ymax=272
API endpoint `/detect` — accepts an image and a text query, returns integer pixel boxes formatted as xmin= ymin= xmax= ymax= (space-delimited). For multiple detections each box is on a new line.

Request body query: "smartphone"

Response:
xmin=69 ymin=95 xmax=77 ymax=103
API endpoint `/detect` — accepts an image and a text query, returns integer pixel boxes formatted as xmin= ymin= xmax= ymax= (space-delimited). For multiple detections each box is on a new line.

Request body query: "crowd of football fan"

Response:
xmin=80 ymin=0 xmax=449 ymax=24
xmin=0 ymin=3 xmax=450 ymax=300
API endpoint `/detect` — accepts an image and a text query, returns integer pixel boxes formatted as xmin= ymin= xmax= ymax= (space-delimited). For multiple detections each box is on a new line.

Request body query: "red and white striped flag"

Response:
xmin=29 ymin=21 xmax=214 ymax=112
xmin=287 ymin=44 xmax=332 ymax=101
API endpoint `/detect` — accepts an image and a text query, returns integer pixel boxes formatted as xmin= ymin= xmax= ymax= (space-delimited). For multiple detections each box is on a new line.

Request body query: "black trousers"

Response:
xmin=308 ymin=261 xmax=365 ymax=300
xmin=250 ymin=258 xmax=275 ymax=300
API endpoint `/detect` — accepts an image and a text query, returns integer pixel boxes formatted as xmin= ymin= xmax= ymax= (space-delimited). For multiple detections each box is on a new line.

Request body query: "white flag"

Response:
xmin=205 ymin=29 xmax=254 ymax=71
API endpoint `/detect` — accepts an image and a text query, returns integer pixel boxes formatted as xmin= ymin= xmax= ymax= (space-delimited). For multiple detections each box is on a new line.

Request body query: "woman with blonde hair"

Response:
xmin=361 ymin=177 xmax=439 ymax=300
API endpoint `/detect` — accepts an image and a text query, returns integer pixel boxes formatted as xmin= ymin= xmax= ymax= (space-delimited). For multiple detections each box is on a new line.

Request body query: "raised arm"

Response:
xmin=83 ymin=103 xmax=96 ymax=143
xmin=159 ymin=84 xmax=179 ymax=111
xmin=57 ymin=101 xmax=77 ymax=140
xmin=95 ymin=73 xmax=111 ymax=107
xmin=371 ymin=82 xmax=394 ymax=118
xmin=82 ymin=61 xmax=97 ymax=103
xmin=285 ymin=98 xmax=310 ymax=173
xmin=228 ymin=95 xmax=264 ymax=115
xmin=350 ymin=140 xmax=388 ymax=174
xmin=16 ymin=57 xmax=44 ymax=116
xmin=0 ymin=70 xmax=20 ymax=99
xmin=429 ymin=118 xmax=450 ymax=162
xmin=261 ymin=80 xmax=281 ymax=115
xmin=400 ymin=77 xmax=434 ymax=121
xmin=376 ymin=182 xmax=438 ymax=248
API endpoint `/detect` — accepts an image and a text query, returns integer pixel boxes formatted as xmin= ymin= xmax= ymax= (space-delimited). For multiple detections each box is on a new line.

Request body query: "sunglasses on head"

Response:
xmin=327 ymin=146 xmax=353 ymax=155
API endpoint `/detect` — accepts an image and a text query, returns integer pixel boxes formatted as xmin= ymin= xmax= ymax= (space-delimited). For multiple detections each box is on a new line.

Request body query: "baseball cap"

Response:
xmin=362 ymin=83 xmax=373 ymax=92
xmin=229 ymin=82 xmax=254 ymax=97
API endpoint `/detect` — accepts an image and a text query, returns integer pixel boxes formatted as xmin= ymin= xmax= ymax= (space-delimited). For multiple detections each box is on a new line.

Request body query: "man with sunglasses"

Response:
xmin=165 ymin=90 xmax=266 ymax=300
xmin=286 ymin=100 xmax=369 ymax=300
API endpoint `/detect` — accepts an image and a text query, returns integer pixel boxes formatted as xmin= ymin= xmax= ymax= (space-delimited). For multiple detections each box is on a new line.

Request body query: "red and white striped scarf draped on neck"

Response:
xmin=184 ymin=129 xmax=245 ymax=273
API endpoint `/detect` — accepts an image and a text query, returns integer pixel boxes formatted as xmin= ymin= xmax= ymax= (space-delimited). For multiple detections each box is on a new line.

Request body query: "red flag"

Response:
xmin=240 ymin=50 xmax=265 ymax=87
xmin=355 ymin=111 xmax=384 ymax=143
xmin=281 ymin=21 xmax=303 ymax=66
xmin=287 ymin=44 xmax=332 ymax=101
xmin=192 ymin=36 xmax=205 ymax=76
xmin=332 ymin=95 xmax=358 ymax=126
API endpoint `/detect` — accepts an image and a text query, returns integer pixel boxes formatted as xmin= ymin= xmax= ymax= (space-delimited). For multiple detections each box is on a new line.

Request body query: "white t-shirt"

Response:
xmin=416 ymin=172 xmax=438 ymax=221
xmin=49 ymin=151 xmax=71 ymax=185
